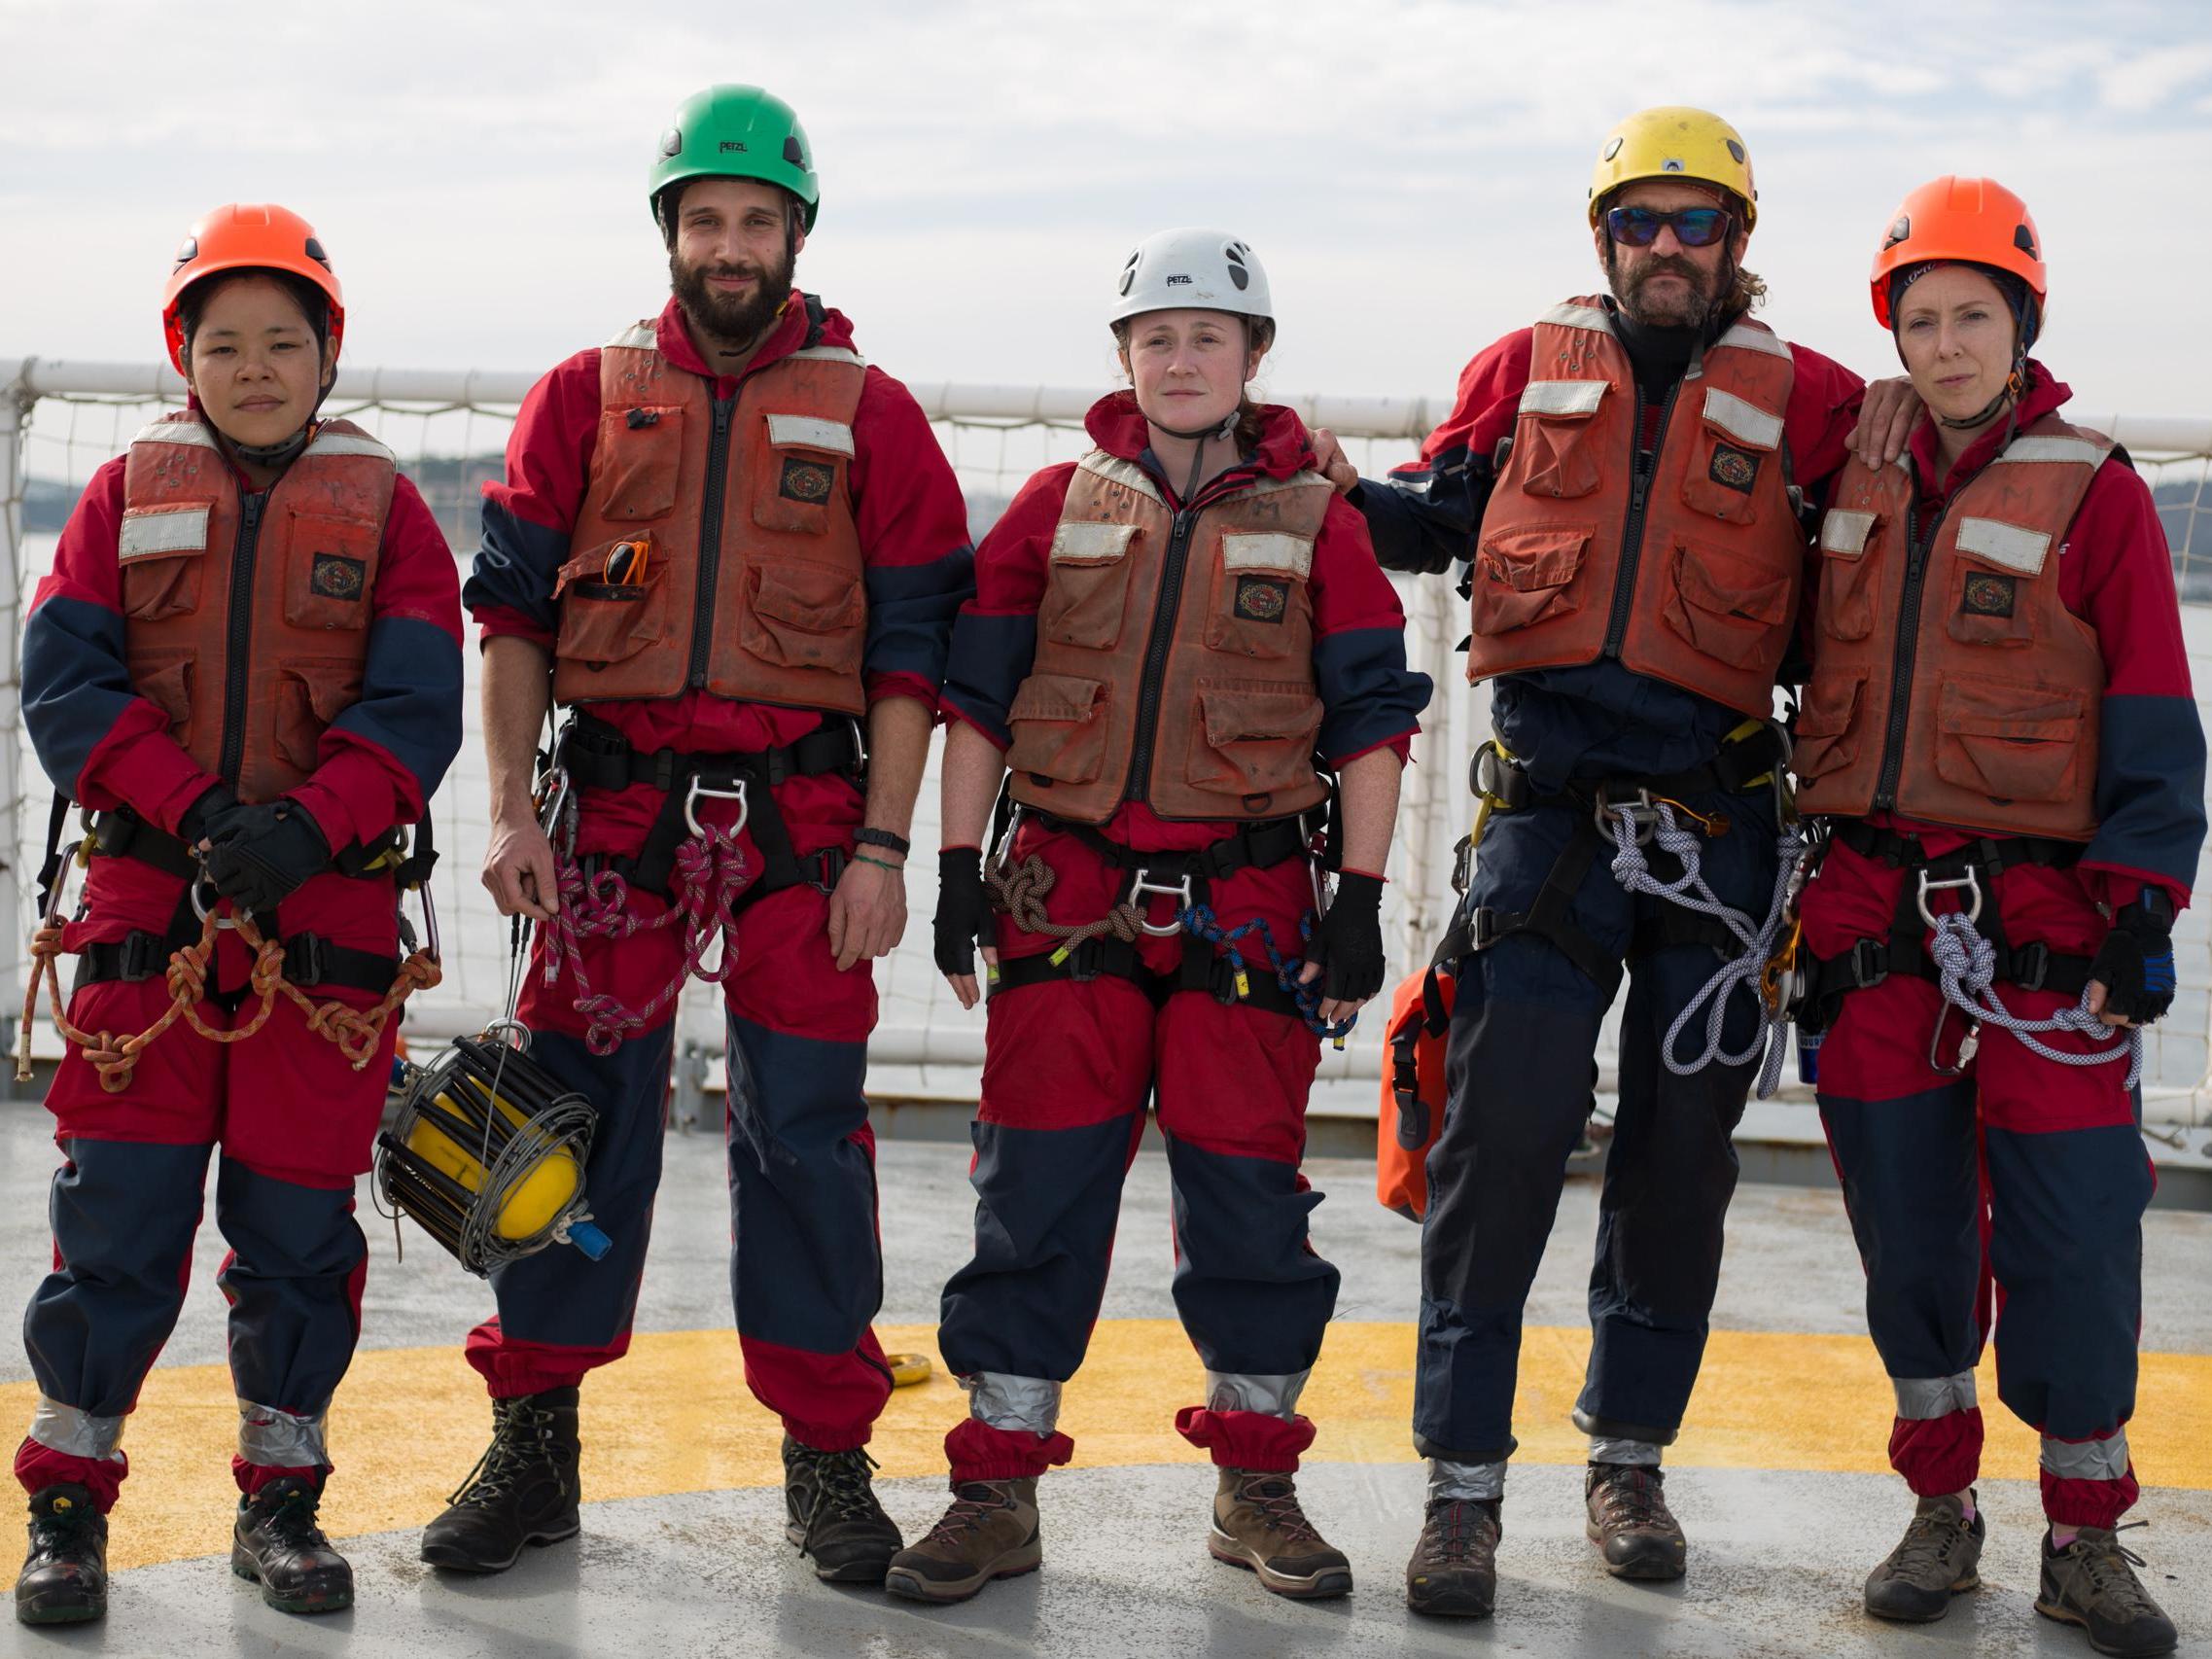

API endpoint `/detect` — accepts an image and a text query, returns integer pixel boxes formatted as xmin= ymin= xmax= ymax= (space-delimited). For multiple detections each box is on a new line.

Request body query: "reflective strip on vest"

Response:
xmin=1077 ymin=448 xmax=1166 ymax=506
xmin=119 ymin=505 xmax=210 ymax=559
xmin=1519 ymin=378 xmax=1608 ymax=417
xmin=304 ymin=428 xmax=397 ymax=464
xmin=763 ymin=413 xmax=856 ymax=456
xmin=1703 ymin=387 xmax=1785 ymax=450
xmin=1821 ymin=509 xmax=1878 ymax=556
xmin=1050 ymin=519 xmax=1137 ymax=564
xmin=1891 ymin=1371 xmax=1978 ymax=1420
xmin=29 ymin=1396 xmax=125 ymax=1460
xmin=963 ymin=1372 xmax=1063 ymax=1435
xmin=1538 ymin=301 xmax=1613 ymax=334
xmin=2042 ymin=1430 xmax=2130 ymax=1482
xmin=1221 ymin=531 xmax=1315 ymax=578
xmin=237 ymin=1399 xmax=329 ymax=1468
xmin=1204 ymin=1369 xmax=1310 ymax=1419
xmin=130 ymin=419 xmax=217 ymax=449
xmin=1995 ymin=435 xmax=2108 ymax=469
xmin=604 ymin=321 xmax=658 ymax=350
xmin=1956 ymin=515 xmax=2054 ymax=576
xmin=790 ymin=345 xmax=867 ymax=368
xmin=1716 ymin=322 xmax=1792 ymax=359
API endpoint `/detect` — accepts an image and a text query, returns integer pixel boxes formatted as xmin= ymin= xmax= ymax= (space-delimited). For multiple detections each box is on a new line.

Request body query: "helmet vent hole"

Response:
xmin=2014 ymin=224 xmax=2038 ymax=257
xmin=1725 ymin=139 xmax=1745 ymax=163
xmin=783 ymin=136 xmax=805 ymax=165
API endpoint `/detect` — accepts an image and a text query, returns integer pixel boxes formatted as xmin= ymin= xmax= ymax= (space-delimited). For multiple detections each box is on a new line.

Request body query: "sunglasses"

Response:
xmin=1605 ymin=206 xmax=1733 ymax=249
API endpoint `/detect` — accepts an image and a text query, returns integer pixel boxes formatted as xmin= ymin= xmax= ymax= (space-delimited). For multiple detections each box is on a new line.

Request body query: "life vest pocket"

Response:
xmin=1791 ymin=667 xmax=1868 ymax=783
xmin=118 ymin=505 xmax=208 ymax=623
xmin=552 ymin=544 xmax=669 ymax=673
xmin=1662 ymin=536 xmax=1792 ymax=670
xmin=752 ymin=419 xmax=853 ymax=535
xmin=740 ymin=560 xmax=865 ymax=676
xmin=1943 ymin=558 xmax=2036 ymax=650
xmin=1006 ymin=673 xmax=1110 ymax=787
xmin=1471 ymin=525 xmax=1588 ymax=635
xmin=590 ymin=405 xmax=687 ymax=523
xmin=1205 ymin=531 xmax=1313 ymax=663
xmin=1815 ymin=508 xmax=1881 ymax=643
xmin=272 ymin=659 xmax=365 ymax=776
xmin=123 ymin=650 xmax=194 ymax=740
xmin=1041 ymin=519 xmax=1139 ymax=652
xmin=1511 ymin=382 xmax=1607 ymax=500
xmin=1933 ymin=677 xmax=2084 ymax=805
xmin=1678 ymin=388 xmax=1785 ymax=527
xmin=283 ymin=510 xmax=383 ymax=632
xmin=1185 ymin=680 xmax=1325 ymax=809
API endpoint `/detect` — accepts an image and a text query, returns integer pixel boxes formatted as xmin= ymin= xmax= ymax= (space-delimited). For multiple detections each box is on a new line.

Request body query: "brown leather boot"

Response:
xmin=882 ymin=1479 xmax=1040 ymax=1605
xmin=1207 ymin=1469 xmax=1352 ymax=1600
xmin=1864 ymin=1491 xmax=1984 ymax=1622
xmin=1585 ymin=1462 xmax=1687 ymax=1581
xmin=1405 ymin=1496 xmax=1499 ymax=1619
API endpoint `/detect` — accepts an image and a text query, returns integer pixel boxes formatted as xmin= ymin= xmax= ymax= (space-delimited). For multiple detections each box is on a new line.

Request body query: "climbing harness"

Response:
xmin=18 ymin=795 xmax=440 ymax=1092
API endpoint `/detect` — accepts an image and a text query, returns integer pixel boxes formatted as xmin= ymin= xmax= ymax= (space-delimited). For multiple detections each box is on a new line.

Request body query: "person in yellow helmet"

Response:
xmin=1313 ymin=107 xmax=1918 ymax=1621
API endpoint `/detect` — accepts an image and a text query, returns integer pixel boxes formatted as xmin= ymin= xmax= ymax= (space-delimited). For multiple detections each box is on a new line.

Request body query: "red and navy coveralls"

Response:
xmin=464 ymin=295 xmax=971 ymax=1449
xmin=17 ymin=421 xmax=463 ymax=1508
xmin=932 ymin=394 xmax=1428 ymax=1479
xmin=1799 ymin=371 xmax=2206 ymax=1531
xmin=1356 ymin=305 xmax=1867 ymax=1471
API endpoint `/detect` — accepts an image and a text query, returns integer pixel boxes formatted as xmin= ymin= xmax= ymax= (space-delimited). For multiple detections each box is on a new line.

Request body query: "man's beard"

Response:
xmin=1610 ymin=249 xmax=1726 ymax=331
xmin=670 ymin=244 xmax=795 ymax=351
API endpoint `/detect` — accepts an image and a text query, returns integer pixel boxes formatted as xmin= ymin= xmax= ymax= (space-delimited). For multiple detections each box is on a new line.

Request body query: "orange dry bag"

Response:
xmin=1377 ymin=962 xmax=1456 ymax=1220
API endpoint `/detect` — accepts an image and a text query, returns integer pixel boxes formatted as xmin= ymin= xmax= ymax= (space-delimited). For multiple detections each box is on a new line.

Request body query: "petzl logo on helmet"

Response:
xmin=719 ymin=140 xmax=749 ymax=153
xmin=1166 ymin=273 xmax=1193 ymax=286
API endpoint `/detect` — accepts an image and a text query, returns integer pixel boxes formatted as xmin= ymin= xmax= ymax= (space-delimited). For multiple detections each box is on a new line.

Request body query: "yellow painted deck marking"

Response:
xmin=16 ymin=1321 xmax=2205 ymax=1572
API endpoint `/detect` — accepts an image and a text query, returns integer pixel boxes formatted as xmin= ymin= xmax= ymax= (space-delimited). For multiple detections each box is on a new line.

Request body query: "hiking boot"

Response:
xmin=1405 ymin=1496 xmax=1499 ymax=1619
xmin=2036 ymin=1524 xmax=2179 ymax=1656
xmin=783 ymin=1436 xmax=902 ymax=1583
xmin=420 ymin=1387 xmax=580 ymax=1573
xmin=883 ymin=1478 xmax=1041 ymax=1604
xmin=1208 ymin=1468 xmax=1352 ymax=1600
xmin=1585 ymin=1462 xmax=1686 ymax=1580
xmin=230 ymin=1476 xmax=352 ymax=1614
xmin=15 ymin=1484 xmax=106 ymax=1626
xmin=1863 ymin=1491 xmax=1984 ymax=1622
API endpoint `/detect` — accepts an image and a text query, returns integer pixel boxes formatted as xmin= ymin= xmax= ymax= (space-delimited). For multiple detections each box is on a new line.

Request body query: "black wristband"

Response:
xmin=854 ymin=827 xmax=911 ymax=859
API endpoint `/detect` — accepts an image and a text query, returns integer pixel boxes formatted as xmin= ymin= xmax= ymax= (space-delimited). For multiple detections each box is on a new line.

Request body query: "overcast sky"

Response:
xmin=5 ymin=0 xmax=2211 ymax=429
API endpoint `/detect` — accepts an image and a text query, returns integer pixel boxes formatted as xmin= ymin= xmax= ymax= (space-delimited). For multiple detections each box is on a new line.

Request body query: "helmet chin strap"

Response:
xmin=1935 ymin=343 xmax=2028 ymax=436
xmin=207 ymin=364 xmax=336 ymax=471
xmin=1155 ymin=408 xmax=1240 ymax=503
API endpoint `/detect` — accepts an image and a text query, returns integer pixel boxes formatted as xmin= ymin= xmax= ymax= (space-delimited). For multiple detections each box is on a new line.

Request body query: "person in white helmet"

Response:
xmin=886 ymin=229 xmax=1430 ymax=1606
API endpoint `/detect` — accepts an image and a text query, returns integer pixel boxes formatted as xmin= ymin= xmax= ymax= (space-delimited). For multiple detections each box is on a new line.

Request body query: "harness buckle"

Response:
xmin=286 ymin=934 xmax=328 ymax=988
xmin=1915 ymin=866 xmax=1983 ymax=929
xmin=1127 ymin=866 xmax=1195 ymax=935
xmin=2012 ymin=939 xmax=2052 ymax=993
xmin=1450 ymin=832 xmax=1475 ymax=897
xmin=684 ymin=773 xmax=751 ymax=839
xmin=118 ymin=932 xmax=164 ymax=984
xmin=1848 ymin=936 xmax=1890 ymax=990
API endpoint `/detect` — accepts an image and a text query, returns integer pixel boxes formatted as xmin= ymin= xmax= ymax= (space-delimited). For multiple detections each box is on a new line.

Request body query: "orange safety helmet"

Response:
xmin=1869 ymin=176 xmax=2046 ymax=332
xmin=161 ymin=203 xmax=345 ymax=374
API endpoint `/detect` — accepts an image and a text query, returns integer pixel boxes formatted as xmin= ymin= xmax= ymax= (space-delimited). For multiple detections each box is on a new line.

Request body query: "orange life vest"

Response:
xmin=550 ymin=321 xmax=868 ymax=715
xmin=1794 ymin=416 xmax=2110 ymax=840
xmin=117 ymin=412 xmax=394 ymax=804
xmin=1469 ymin=297 xmax=1806 ymax=716
xmin=1006 ymin=450 xmax=1335 ymax=824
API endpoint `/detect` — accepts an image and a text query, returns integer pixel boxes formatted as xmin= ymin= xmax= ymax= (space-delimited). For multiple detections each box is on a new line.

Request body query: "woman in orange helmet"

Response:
xmin=1789 ymin=177 xmax=2199 ymax=1657
xmin=11 ymin=205 xmax=464 ymax=1625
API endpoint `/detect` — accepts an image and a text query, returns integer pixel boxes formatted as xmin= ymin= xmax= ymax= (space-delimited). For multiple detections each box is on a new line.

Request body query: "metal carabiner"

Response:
xmin=1928 ymin=1001 xmax=1982 ymax=1077
xmin=190 ymin=873 xmax=239 ymax=931
xmin=989 ymin=802 xmax=1028 ymax=879
xmin=1915 ymin=866 xmax=1983 ymax=929
xmin=1595 ymin=787 xmax=1659 ymax=848
xmin=684 ymin=774 xmax=750 ymax=839
xmin=1127 ymin=867 xmax=1195 ymax=935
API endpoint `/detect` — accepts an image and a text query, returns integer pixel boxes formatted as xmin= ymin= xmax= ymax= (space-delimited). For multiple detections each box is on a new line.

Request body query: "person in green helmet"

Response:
xmin=431 ymin=84 xmax=975 ymax=1587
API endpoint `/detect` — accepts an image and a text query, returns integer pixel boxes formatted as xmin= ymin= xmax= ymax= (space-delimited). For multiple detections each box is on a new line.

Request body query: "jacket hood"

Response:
xmin=1083 ymin=389 xmax=1317 ymax=481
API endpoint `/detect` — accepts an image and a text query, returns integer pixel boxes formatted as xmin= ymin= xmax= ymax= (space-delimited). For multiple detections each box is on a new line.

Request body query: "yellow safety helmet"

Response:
xmin=1588 ymin=106 xmax=1758 ymax=230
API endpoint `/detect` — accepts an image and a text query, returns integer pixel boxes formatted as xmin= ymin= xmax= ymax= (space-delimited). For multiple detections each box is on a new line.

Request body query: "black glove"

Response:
xmin=1309 ymin=871 xmax=1387 ymax=1005
xmin=2088 ymin=890 xmax=2178 ymax=1026
xmin=932 ymin=847 xmax=992 ymax=979
xmin=176 ymin=782 xmax=239 ymax=845
xmin=197 ymin=798 xmax=332 ymax=915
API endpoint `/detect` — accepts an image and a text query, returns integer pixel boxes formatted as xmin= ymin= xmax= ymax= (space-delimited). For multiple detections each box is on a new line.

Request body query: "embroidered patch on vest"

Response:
xmin=779 ymin=457 xmax=835 ymax=503
xmin=1233 ymin=576 xmax=1289 ymax=622
xmin=1961 ymin=572 xmax=2018 ymax=618
xmin=309 ymin=553 xmax=367 ymax=601
xmin=1707 ymin=441 xmax=1761 ymax=494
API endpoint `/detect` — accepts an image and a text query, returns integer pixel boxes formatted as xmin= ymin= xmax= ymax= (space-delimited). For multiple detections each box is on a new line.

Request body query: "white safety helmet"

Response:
xmin=1109 ymin=229 xmax=1273 ymax=329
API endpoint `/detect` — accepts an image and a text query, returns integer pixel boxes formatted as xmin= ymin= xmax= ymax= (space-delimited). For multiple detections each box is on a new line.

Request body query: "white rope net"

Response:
xmin=6 ymin=366 xmax=2208 ymax=1126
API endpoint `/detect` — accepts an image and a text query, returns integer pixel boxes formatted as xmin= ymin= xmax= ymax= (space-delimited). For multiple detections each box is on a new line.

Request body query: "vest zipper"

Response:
xmin=1871 ymin=494 xmax=1950 ymax=810
xmin=218 ymin=491 xmax=267 ymax=787
xmin=1123 ymin=504 xmax=1200 ymax=804
xmin=1601 ymin=376 xmax=1683 ymax=658
xmin=685 ymin=393 xmax=738 ymax=689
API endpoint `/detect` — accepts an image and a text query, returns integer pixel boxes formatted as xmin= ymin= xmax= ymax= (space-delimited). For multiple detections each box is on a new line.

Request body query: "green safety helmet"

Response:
xmin=650 ymin=85 xmax=820 ymax=233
